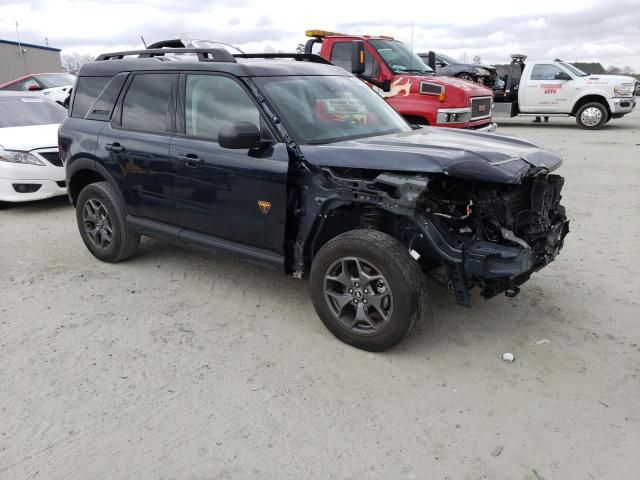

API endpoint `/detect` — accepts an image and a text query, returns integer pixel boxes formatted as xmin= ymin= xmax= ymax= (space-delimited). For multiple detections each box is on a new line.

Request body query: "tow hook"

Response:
xmin=505 ymin=286 xmax=520 ymax=298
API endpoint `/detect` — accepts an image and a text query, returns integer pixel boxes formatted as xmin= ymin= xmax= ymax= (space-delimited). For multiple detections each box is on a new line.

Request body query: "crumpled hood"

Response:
xmin=0 ymin=124 xmax=59 ymax=151
xmin=300 ymin=127 xmax=562 ymax=184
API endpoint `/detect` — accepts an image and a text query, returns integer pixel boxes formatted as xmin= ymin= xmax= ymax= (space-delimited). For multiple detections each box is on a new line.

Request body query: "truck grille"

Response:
xmin=470 ymin=97 xmax=492 ymax=120
xmin=37 ymin=150 xmax=62 ymax=167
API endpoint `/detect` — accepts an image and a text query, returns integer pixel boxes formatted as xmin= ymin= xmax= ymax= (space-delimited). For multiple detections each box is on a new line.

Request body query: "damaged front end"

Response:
xmin=416 ymin=171 xmax=569 ymax=305
xmin=293 ymin=163 xmax=569 ymax=306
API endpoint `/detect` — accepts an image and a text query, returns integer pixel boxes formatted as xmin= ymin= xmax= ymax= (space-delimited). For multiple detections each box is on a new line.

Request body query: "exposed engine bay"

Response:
xmin=421 ymin=172 xmax=567 ymax=266
xmin=418 ymin=171 xmax=569 ymax=302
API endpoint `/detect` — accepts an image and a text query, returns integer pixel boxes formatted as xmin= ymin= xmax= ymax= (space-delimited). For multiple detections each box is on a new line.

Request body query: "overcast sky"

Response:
xmin=1 ymin=0 xmax=639 ymax=71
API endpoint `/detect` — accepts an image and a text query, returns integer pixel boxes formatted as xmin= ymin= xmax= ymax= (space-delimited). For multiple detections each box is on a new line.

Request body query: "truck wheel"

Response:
xmin=309 ymin=230 xmax=427 ymax=351
xmin=576 ymin=102 xmax=607 ymax=129
xmin=76 ymin=181 xmax=140 ymax=263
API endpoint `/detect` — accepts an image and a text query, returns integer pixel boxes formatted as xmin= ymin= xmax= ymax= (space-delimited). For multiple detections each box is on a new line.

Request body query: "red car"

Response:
xmin=306 ymin=30 xmax=496 ymax=131
xmin=0 ymin=73 xmax=76 ymax=107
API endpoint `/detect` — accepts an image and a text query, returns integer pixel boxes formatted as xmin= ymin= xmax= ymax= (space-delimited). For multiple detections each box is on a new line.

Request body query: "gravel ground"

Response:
xmin=1 ymin=109 xmax=639 ymax=480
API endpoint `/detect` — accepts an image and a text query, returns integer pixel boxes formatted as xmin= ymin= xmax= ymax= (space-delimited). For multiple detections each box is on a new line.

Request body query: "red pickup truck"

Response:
xmin=305 ymin=30 xmax=496 ymax=131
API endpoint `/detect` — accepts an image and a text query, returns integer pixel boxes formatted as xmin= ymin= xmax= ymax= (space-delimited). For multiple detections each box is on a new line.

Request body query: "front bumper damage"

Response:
xmin=420 ymin=213 xmax=569 ymax=305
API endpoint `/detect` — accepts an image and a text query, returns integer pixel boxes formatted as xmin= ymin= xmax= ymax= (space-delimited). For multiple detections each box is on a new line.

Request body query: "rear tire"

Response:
xmin=576 ymin=102 xmax=607 ymax=129
xmin=457 ymin=72 xmax=476 ymax=82
xmin=309 ymin=230 xmax=427 ymax=352
xmin=76 ymin=182 xmax=139 ymax=263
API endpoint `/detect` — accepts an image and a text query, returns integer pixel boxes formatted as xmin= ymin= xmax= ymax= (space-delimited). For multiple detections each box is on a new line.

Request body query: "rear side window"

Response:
xmin=121 ymin=74 xmax=174 ymax=133
xmin=85 ymin=73 xmax=128 ymax=121
xmin=71 ymin=76 xmax=110 ymax=118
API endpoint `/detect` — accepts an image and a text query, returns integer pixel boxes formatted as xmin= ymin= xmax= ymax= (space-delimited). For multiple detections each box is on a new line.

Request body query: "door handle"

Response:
xmin=105 ymin=142 xmax=125 ymax=153
xmin=177 ymin=153 xmax=205 ymax=167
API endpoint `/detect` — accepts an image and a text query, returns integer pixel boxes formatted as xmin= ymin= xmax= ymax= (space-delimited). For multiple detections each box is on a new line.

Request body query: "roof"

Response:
xmin=0 ymin=39 xmax=61 ymax=52
xmin=78 ymin=57 xmax=350 ymax=78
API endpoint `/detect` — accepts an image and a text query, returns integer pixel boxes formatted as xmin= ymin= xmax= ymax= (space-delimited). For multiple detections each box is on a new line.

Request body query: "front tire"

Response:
xmin=309 ymin=230 xmax=427 ymax=351
xmin=76 ymin=182 xmax=139 ymax=263
xmin=576 ymin=102 xmax=608 ymax=129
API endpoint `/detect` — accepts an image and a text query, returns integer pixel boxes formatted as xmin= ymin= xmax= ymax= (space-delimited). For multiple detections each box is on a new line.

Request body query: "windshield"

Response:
xmin=369 ymin=39 xmax=434 ymax=75
xmin=561 ymin=63 xmax=588 ymax=77
xmin=255 ymin=75 xmax=411 ymax=144
xmin=36 ymin=73 xmax=76 ymax=88
xmin=0 ymin=96 xmax=67 ymax=127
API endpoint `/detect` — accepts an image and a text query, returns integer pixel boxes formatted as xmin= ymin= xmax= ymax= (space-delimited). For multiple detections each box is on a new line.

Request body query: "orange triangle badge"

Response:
xmin=258 ymin=200 xmax=271 ymax=214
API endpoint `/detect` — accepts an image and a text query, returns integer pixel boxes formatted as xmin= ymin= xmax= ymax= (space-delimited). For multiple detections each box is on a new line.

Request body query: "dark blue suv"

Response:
xmin=59 ymin=47 xmax=569 ymax=351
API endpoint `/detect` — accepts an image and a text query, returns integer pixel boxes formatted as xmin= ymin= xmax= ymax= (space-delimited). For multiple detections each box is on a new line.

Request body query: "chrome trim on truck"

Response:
xmin=470 ymin=96 xmax=493 ymax=120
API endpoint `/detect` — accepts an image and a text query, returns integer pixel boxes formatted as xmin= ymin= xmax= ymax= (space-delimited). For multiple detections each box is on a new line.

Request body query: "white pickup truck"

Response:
xmin=494 ymin=55 xmax=638 ymax=129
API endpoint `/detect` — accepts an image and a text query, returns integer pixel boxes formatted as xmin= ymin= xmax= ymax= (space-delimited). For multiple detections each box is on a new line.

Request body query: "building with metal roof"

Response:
xmin=0 ymin=39 xmax=63 ymax=84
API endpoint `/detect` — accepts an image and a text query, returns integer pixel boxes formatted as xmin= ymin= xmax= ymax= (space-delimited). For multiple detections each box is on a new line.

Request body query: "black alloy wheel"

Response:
xmin=82 ymin=198 xmax=114 ymax=250
xmin=323 ymin=256 xmax=393 ymax=335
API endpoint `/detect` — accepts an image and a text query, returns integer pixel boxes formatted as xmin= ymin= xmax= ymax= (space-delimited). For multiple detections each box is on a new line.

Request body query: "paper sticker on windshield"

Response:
xmin=316 ymin=98 xmax=368 ymax=124
xmin=324 ymin=98 xmax=367 ymax=116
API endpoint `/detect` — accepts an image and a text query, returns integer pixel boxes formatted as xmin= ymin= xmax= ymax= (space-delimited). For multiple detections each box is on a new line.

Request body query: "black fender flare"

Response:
xmin=67 ymin=157 xmax=127 ymax=209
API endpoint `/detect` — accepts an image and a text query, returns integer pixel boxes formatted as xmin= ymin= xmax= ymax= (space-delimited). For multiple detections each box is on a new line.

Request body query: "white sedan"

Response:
xmin=0 ymin=92 xmax=68 ymax=203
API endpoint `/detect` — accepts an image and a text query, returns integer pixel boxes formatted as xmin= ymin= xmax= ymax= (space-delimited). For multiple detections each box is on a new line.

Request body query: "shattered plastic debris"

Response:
xmin=530 ymin=339 xmax=550 ymax=345
xmin=502 ymin=352 xmax=515 ymax=362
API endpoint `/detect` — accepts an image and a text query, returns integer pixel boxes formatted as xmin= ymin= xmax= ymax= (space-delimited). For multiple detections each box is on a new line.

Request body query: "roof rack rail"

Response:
xmin=95 ymin=48 xmax=237 ymax=63
xmin=233 ymin=53 xmax=332 ymax=64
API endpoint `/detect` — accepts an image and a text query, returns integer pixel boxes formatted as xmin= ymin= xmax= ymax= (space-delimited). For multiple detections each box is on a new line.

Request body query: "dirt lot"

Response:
xmin=1 ymin=110 xmax=639 ymax=480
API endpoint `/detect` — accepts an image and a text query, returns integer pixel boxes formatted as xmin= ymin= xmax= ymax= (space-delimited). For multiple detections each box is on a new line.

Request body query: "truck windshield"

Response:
xmin=369 ymin=39 xmax=434 ymax=75
xmin=255 ymin=75 xmax=411 ymax=144
xmin=561 ymin=63 xmax=588 ymax=77
xmin=0 ymin=96 xmax=67 ymax=127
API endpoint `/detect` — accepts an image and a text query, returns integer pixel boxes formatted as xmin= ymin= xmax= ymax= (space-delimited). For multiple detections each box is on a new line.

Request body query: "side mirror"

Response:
xmin=555 ymin=71 xmax=572 ymax=81
xmin=218 ymin=122 xmax=268 ymax=149
xmin=27 ymin=84 xmax=42 ymax=91
xmin=351 ymin=40 xmax=366 ymax=75
xmin=427 ymin=51 xmax=437 ymax=71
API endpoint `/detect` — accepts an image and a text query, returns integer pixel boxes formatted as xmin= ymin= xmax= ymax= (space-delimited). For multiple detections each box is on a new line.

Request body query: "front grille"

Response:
xmin=470 ymin=97 xmax=492 ymax=120
xmin=38 ymin=150 xmax=62 ymax=167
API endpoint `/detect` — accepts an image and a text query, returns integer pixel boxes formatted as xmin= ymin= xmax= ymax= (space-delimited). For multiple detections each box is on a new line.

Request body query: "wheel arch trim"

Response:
xmin=67 ymin=158 xmax=126 ymax=208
